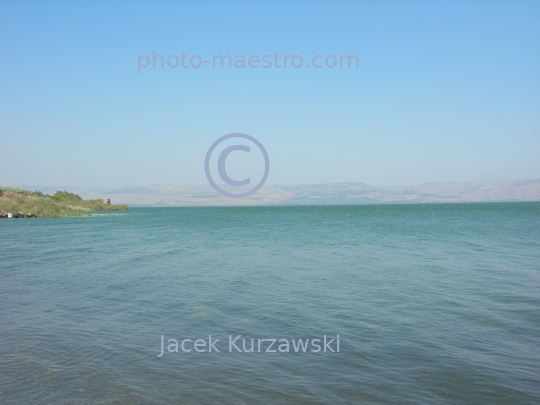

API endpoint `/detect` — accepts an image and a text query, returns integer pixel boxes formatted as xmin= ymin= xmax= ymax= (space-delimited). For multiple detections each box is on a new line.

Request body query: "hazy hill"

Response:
xmin=15 ymin=179 xmax=540 ymax=207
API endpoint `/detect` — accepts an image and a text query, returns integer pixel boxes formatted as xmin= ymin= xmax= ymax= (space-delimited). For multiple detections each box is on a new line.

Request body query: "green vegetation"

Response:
xmin=51 ymin=190 xmax=83 ymax=202
xmin=0 ymin=187 xmax=129 ymax=218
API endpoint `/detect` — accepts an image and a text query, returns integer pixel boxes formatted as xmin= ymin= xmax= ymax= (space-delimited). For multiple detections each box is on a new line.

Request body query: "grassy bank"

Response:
xmin=0 ymin=187 xmax=129 ymax=218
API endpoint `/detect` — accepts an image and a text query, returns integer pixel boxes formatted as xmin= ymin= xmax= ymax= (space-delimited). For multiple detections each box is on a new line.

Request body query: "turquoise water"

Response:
xmin=1 ymin=203 xmax=539 ymax=404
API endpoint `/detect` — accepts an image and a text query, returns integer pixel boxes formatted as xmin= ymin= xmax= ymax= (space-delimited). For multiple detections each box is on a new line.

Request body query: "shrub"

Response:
xmin=0 ymin=186 xmax=31 ymax=195
xmin=51 ymin=190 xmax=83 ymax=202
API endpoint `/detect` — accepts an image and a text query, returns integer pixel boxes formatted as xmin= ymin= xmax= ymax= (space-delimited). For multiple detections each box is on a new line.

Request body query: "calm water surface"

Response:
xmin=1 ymin=204 xmax=539 ymax=404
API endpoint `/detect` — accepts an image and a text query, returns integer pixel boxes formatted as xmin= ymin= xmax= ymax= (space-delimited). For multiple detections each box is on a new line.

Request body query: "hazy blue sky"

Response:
xmin=1 ymin=0 xmax=539 ymax=188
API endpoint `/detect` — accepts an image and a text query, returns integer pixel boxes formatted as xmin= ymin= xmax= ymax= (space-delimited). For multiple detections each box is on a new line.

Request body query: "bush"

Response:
xmin=51 ymin=190 xmax=83 ymax=202
xmin=0 ymin=186 xmax=31 ymax=195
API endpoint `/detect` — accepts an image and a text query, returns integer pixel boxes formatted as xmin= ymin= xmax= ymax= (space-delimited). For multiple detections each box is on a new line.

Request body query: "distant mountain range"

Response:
xmin=17 ymin=179 xmax=540 ymax=206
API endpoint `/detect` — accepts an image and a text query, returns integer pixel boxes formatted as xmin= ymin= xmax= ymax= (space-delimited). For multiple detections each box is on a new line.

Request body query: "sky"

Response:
xmin=0 ymin=0 xmax=539 ymax=188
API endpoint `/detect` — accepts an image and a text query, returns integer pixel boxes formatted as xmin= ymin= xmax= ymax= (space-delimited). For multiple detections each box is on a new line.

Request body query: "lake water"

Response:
xmin=1 ymin=203 xmax=539 ymax=404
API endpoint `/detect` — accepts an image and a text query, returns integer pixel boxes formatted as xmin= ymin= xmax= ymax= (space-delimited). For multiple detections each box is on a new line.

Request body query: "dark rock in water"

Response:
xmin=0 ymin=211 xmax=6 ymax=218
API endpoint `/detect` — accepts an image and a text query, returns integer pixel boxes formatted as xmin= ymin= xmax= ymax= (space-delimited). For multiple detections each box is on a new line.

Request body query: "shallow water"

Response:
xmin=1 ymin=203 xmax=539 ymax=404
